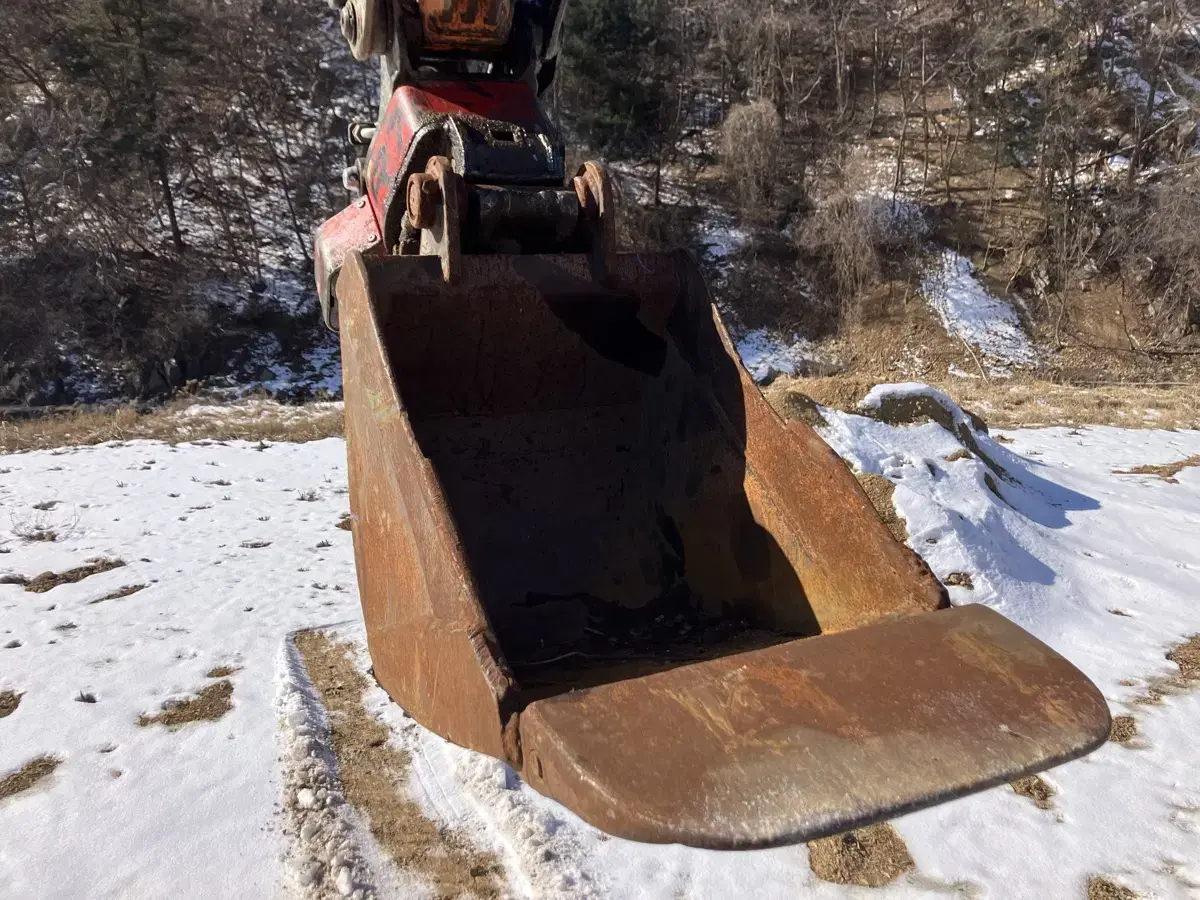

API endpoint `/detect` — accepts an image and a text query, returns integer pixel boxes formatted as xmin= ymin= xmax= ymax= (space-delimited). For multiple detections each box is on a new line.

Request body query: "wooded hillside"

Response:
xmin=2 ymin=0 xmax=1197 ymax=404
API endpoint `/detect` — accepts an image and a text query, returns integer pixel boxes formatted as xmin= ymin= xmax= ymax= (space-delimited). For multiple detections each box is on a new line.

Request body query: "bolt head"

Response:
xmin=407 ymin=173 xmax=440 ymax=229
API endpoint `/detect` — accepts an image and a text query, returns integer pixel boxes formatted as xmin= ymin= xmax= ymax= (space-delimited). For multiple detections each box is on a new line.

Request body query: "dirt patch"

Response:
xmin=0 ymin=691 xmax=21 ymax=719
xmin=1169 ymin=635 xmax=1200 ymax=680
xmin=294 ymin=631 xmax=504 ymax=900
xmin=137 ymin=680 xmax=233 ymax=729
xmin=1135 ymin=634 xmax=1200 ymax=704
xmin=1114 ymin=455 xmax=1200 ymax=483
xmin=943 ymin=449 xmax=972 ymax=462
xmin=18 ymin=558 xmax=125 ymax=594
xmin=768 ymin=374 xmax=1200 ymax=431
xmin=335 ymin=514 xmax=353 ymax=532
xmin=0 ymin=400 xmax=344 ymax=452
xmin=89 ymin=584 xmax=146 ymax=604
xmin=205 ymin=665 xmax=240 ymax=678
xmin=771 ymin=391 xmax=829 ymax=428
xmin=0 ymin=755 xmax=60 ymax=801
xmin=1088 ymin=875 xmax=1139 ymax=900
xmin=943 ymin=572 xmax=975 ymax=589
xmin=856 ymin=473 xmax=908 ymax=542
xmin=808 ymin=823 xmax=914 ymax=887
xmin=1109 ymin=715 xmax=1138 ymax=744
xmin=765 ymin=376 xmax=877 ymax=417
xmin=1011 ymin=774 xmax=1055 ymax=809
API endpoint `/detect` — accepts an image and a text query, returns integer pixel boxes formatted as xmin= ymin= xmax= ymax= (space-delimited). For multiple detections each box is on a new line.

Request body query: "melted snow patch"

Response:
xmin=923 ymin=250 xmax=1036 ymax=372
xmin=734 ymin=329 xmax=827 ymax=383
xmin=697 ymin=217 xmax=750 ymax=263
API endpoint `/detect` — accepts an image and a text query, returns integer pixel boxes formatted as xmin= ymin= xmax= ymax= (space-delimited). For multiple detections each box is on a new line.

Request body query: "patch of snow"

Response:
xmin=734 ymin=328 xmax=830 ymax=383
xmin=947 ymin=362 xmax=982 ymax=379
xmin=5 ymin=405 xmax=1200 ymax=898
xmin=695 ymin=214 xmax=750 ymax=263
xmin=923 ymin=250 xmax=1037 ymax=372
xmin=855 ymin=193 xmax=931 ymax=245
xmin=814 ymin=402 xmax=1200 ymax=899
xmin=0 ymin=438 xmax=362 ymax=898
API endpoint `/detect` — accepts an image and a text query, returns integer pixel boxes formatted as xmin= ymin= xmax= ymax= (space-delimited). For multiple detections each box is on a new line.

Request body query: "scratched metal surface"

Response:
xmin=334 ymin=249 xmax=1109 ymax=847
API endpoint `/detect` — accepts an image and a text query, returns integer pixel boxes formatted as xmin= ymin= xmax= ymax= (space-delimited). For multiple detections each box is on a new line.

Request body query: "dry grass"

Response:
xmin=0 ymin=690 xmax=21 ymax=719
xmin=205 ymin=665 xmax=240 ymax=678
xmin=0 ymin=400 xmax=343 ymax=453
xmin=137 ymin=680 xmax=234 ymax=729
xmin=0 ymin=755 xmax=60 ymax=800
xmin=1088 ymin=876 xmax=1139 ymax=899
xmin=1011 ymin=774 xmax=1055 ymax=809
xmin=335 ymin=514 xmax=353 ymax=532
xmin=808 ymin=823 xmax=914 ymax=887
xmin=89 ymin=584 xmax=146 ymax=603
xmin=1114 ymin=455 xmax=1200 ymax=484
xmin=294 ymin=631 xmax=504 ymax=900
xmin=855 ymin=473 xmax=908 ymax=542
xmin=1109 ymin=715 xmax=1138 ymax=744
xmin=14 ymin=558 xmax=126 ymax=593
xmin=767 ymin=375 xmax=1200 ymax=431
xmin=14 ymin=524 xmax=58 ymax=543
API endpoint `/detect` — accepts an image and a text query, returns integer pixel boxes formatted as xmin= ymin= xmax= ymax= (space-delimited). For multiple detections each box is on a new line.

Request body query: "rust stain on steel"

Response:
xmin=519 ymin=605 xmax=1109 ymax=848
xmin=336 ymin=248 xmax=1111 ymax=849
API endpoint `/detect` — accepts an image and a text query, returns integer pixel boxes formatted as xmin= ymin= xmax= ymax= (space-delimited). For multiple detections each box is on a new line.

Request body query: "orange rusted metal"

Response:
xmin=419 ymin=0 xmax=514 ymax=52
xmin=335 ymin=247 xmax=1110 ymax=847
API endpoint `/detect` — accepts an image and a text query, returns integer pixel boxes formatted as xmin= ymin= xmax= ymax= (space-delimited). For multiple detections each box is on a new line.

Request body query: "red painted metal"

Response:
xmin=312 ymin=196 xmax=384 ymax=330
xmin=362 ymin=80 xmax=551 ymax=247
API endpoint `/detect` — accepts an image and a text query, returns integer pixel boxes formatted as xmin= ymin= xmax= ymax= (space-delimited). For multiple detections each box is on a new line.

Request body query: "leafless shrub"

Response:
xmin=720 ymin=101 xmax=785 ymax=221
xmin=1134 ymin=178 xmax=1200 ymax=338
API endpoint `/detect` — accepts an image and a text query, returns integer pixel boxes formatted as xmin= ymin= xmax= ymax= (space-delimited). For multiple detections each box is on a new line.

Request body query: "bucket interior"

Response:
xmin=377 ymin=257 xmax=821 ymax=697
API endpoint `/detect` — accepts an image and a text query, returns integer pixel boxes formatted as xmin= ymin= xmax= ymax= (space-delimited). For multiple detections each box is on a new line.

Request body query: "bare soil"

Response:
xmin=855 ymin=473 xmax=907 ymax=543
xmin=1109 ymin=715 xmax=1139 ymax=745
xmin=1169 ymin=635 xmax=1200 ymax=680
xmin=1135 ymin=634 xmax=1200 ymax=704
xmin=1088 ymin=875 xmax=1140 ymax=899
xmin=205 ymin=665 xmax=240 ymax=678
xmin=15 ymin=558 xmax=126 ymax=593
xmin=1011 ymin=774 xmax=1055 ymax=810
xmin=137 ymin=680 xmax=234 ymax=728
xmin=0 ymin=755 xmax=60 ymax=801
xmin=294 ymin=631 xmax=504 ymax=900
xmin=808 ymin=823 xmax=915 ymax=887
xmin=0 ymin=690 xmax=21 ymax=719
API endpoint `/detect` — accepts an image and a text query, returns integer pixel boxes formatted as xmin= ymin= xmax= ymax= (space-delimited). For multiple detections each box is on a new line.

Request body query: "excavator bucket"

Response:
xmin=335 ymin=248 xmax=1110 ymax=848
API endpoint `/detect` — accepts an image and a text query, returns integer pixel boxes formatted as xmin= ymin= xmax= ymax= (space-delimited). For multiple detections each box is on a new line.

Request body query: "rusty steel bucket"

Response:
xmin=335 ymin=248 xmax=1110 ymax=848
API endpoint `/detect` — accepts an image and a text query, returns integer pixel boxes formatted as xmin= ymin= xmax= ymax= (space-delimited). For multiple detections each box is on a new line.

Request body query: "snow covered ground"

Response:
xmin=922 ymin=250 xmax=1038 ymax=375
xmin=2 ymin=395 xmax=1199 ymax=899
